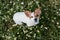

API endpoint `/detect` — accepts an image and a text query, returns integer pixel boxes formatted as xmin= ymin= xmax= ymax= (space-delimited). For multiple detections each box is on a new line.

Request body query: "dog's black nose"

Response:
xmin=34 ymin=18 xmax=37 ymax=22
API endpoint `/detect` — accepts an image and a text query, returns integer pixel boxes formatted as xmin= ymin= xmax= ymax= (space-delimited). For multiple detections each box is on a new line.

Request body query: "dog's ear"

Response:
xmin=25 ymin=11 xmax=32 ymax=18
xmin=34 ymin=8 xmax=41 ymax=17
xmin=35 ymin=8 xmax=41 ymax=14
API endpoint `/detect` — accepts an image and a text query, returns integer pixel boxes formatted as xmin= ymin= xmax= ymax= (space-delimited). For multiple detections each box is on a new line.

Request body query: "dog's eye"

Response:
xmin=30 ymin=16 xmax=33 ymax=18
xmin=35 ymin=15 xmax=39 ymax=17
xmin=37 ymin=15 xmax=39 ymax=16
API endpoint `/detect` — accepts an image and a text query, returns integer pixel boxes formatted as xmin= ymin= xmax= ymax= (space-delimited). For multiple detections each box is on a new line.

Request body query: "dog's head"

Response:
xmin=25 ymin=8 xmax=41 ymax=22
xmin=34 ymin=8 xmax=41 ymax=22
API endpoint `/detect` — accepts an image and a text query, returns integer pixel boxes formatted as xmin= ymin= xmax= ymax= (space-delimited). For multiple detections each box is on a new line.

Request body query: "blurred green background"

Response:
xmin=0 ymin=0 xmax=60 ymax=40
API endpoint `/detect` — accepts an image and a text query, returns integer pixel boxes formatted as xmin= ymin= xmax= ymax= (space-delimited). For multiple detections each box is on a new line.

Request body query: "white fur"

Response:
xmin=13 ymin=12 xmax=39 ymax=26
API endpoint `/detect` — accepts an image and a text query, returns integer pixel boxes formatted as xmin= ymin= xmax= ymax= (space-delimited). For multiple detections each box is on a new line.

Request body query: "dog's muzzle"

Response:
xmin=34 ymin=18 xmax=37 ymax=22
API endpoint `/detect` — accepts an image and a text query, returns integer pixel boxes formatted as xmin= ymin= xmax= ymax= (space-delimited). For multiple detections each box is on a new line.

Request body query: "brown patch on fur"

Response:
xmin=25 ymin=11 xmax=32 ymax=18
xmin=34 ymin=8 xmax=41 ymax=17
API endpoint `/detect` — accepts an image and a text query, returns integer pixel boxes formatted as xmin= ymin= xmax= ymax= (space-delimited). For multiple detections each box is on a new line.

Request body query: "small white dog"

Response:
xmin=13 ymin=8 xmax=41 ymax=26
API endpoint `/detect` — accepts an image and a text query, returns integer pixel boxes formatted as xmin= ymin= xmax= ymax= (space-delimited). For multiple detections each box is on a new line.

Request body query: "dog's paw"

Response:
xmin=12 ymin=24 xmax=17 ymax=26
